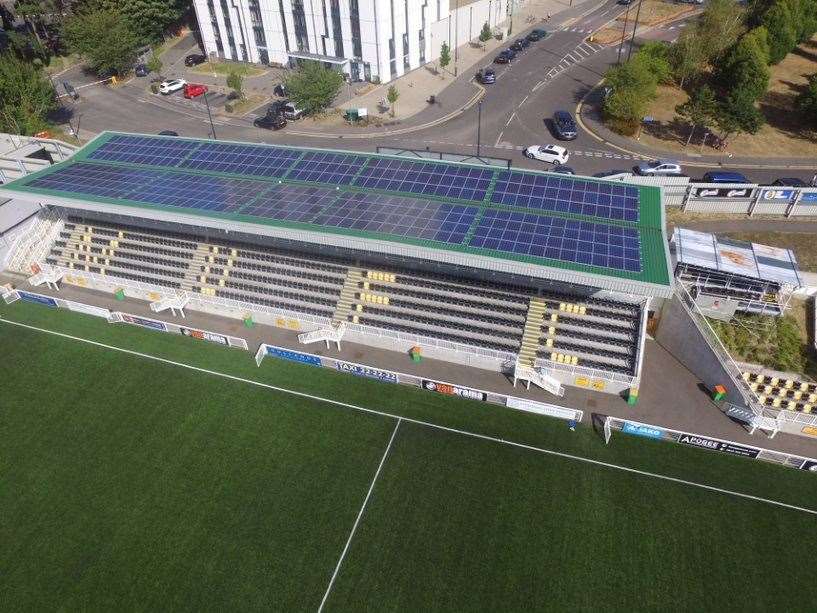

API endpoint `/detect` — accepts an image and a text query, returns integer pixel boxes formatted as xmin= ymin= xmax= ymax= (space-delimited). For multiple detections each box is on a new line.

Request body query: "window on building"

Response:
xmin=402 ymin=33 xmax=409 ymax=70
xmin=248 ymin=0 xmax=268 ymax=63
xmin=350 ymin=0 xmax=362 ymax=58
xmin=219 ymin=0 xmax=238 ymax=59
xmin=206 ymin=0 xmax=224 ymax=55
xmin=277 ymin=0 xmax=290 ymax=52
xmin=330 ymin=0 xmax=343 ymax=57
xmin=292 ymin=0 xmax=309 ymax=52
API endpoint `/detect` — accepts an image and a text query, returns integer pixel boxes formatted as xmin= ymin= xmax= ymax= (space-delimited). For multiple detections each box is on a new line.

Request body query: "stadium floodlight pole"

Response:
xmin=626 ymin=0 xmax=645 ymax=62
xmin=476 ymin=101 xmax=483 ymax=157
xmin=203 ymin=91 xmax=217 ymax=140
xmin=617 ymin=2 xmax=632 ymax=65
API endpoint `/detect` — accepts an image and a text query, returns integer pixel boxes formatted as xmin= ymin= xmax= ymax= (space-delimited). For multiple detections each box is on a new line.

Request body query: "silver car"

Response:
xmin=635 ymin=160 xmax=682 ymax=176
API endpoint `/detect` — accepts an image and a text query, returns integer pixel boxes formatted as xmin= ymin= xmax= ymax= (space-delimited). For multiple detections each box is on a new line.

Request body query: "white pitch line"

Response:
xmin=2 ymin=317 xmax=816 ymax=517
xmin=318 ymin=418 xmax=401 ymax=612
xmin=494 ymin=131 xmax=504 ymax=147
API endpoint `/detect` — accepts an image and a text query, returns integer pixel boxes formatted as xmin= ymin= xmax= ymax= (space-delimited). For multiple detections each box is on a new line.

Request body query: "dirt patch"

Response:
xmin=591 ymin=28 xmax=626 ymax=45
xmin=221 ymin=94 xmax=268 ymax=116
xmin=721 ymin=232 xmax=817 ymax=272
xmin=615 ymin=0 xmax=694 ymax=26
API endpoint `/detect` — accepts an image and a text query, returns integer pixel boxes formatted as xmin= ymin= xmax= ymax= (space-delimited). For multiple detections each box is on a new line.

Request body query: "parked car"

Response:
xmin=634 ymin=159 xmax=682 ymax=176
xmin=524 ymin=144 xmax=570 ymax=164
xmin=552 ymin=165 xmax=575 ymax=175
xmin=281 ymin=102 xmax=305 ymax=120
xmin=551 ymin=110 xmax=578 ymax=141
xmin=527 ymin=28 xmax=548 ymax=41
xmin=184 ymin=53 xmax=206 ymax=67
xmin=477 ymin=68 xmax=496 ymax=84
xmin=183 ymin=83 xmax=208 ymax=99
xmin=701 ymin=171 xmax=750 ymax=183
xmin=618 ymin=0 xmax=633 ymax=5
xmin=134 ymin=63 xmax=149 ymax=77
xmin=494 ymin=50 xmax=514 ymax=63
xmin=510 ymin=40 xmax=525 ymax=53
xmin=593 ymin=169 xmax=630 ymax=178
xmin=158 ymin=79 xmax=186 ymax=95
xmin=770 ymin=177 xmax=807 ymax=187
xmin=273 ymin=82 xmax=288 ymax=97
xmin=515 ymin=37 xmax=530 ymax=49
xmin=254 ymin=113 xmax=287 ymax=130
xmin=157 ymin=130 xmax=179 ymax=136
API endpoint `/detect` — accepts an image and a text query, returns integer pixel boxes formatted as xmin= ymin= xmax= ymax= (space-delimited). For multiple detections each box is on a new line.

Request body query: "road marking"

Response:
xmin=494 ymin=131 xmax=504 ymax=147
xmin=505 ymin=112 xmax=516 ymax=126
xmin=2 ymin=317 xmax=816 ymax=518
xmin=519 ymin=94 xmax=529 ymax=107
xmin=318 ymin=418 xmax=401 ymax=612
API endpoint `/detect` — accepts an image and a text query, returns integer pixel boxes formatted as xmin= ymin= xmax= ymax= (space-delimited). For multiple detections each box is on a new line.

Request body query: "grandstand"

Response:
xmin=0 ymin=132 xmax=673 ymax=395
xmin=671 ymin=228 xmax=802 ymax=318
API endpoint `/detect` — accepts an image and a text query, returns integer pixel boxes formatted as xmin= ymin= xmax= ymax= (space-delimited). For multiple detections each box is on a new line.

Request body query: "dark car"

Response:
xmin=552 ymin=165 xmax=576 ymax=175
xmin=254 ymin=113 xmax=287 ymax=130
xmin=618 ymin=0 xmax=633 ymax=4
xmin=702 ymin=171 xmax=750 ymax=183
xmin=134 ymin=63 xmax=149 ymax=77
xmin=771 ymin=177 xmax=807 ymax=187
xmin=515 ymin=37 xmax=531 ymax=48
xmin=494 ymin=50 xmax=513 ymax=64
xmin=593 ymin=169 xmax=629 ymax=178
xmin=477 ymin=68 xmax=496 ymax=84
xmin=184 ymin=53 xmax=206 ymax=67
xmin=509 ymin=40 xmax=525 ymax=53
xmin=273 ymin=83 xmax=288 ymax=97
xmin=552 ymin=110 xmax=578 ymax=141
xmin=527 ymin=28 xmax=547 ymax=41
xmin=157 ymin=130 xmax=179 ymax=136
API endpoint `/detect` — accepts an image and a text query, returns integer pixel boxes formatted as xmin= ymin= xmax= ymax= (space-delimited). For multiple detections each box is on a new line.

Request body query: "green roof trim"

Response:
xmin=1 ymin=131 xmax=671 ymax=289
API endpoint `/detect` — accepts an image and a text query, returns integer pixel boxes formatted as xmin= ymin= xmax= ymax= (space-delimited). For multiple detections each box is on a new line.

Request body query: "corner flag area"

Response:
xmin=2 ymin=300 xmax=816 ymax=611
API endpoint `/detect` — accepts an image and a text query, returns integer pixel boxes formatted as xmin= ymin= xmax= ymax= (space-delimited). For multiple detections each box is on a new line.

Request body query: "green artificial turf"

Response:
xmin=2 ymin=301 xmax=817 ymax=610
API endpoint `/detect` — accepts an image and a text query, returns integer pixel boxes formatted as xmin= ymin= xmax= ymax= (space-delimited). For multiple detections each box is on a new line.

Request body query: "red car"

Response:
xmin=183 ymin=83 xmax=208 ymax=99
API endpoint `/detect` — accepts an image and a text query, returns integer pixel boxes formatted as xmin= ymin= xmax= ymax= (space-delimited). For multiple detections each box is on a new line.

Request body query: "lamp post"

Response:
xmin=616 ymin=2 xmax=632 ymax=65
xmin=626 ymin=0 xmax=644 ymax=62
xmin=476 ymin=101 xmax=483 ymax=157
xmin=203 ymin=91 xmax=217 ymax=140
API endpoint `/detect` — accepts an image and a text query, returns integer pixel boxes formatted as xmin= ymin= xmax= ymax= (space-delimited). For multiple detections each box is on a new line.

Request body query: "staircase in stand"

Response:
xmin=333 ymin=268 xmax=363 ymax=324
xmin=518 ymin=296 xmax=546 ymax=367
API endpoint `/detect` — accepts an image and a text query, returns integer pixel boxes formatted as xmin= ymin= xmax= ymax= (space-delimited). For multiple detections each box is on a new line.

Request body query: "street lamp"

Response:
xmin=616 ymin=2 xmax=633 ymax=65
xmin=476 ymin=101 xmax=483 ymax=157
xmin=203 ymin=91 xmax=217 ymax=140
xmin=626 ymin=0 xmax=645 ymax=62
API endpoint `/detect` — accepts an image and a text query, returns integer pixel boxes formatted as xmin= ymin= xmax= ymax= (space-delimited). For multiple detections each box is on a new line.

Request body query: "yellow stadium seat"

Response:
xmin=771 ymin=377 xmax=779 ymax=386
xmin=383 ymin=296 xmax=389 ymax=305
xmin=352 ymin=315 xmax=359 ymax=324
xmin=551 ymin=313 xmax=558 ymax=322
xmin=571 ymin=356 xmax=578 ymax=365
xmin=803 ymin=404 xmax=812 ymax=413
xmin=794 ymin=391 xmax=803 ymax=400
xmin=784 ymin=379 xmax=794 ymax=389
xmin=749 ymin=383 xmax=758 ymax=392
xmin=363 ymin=282 xmax=369 ymax=290
xmin=550 ymin=352 xmax=557 ymax=361
xmin=810 ymin=394 xmax=817 ymax=403
xmin=786 ymin=401 xmax=797 ymax=411
xmin=356 ymin=304 xmax=363 ymax=312
xmin=218 ymin=279 xmax=225 ymax=287
xmin=548 ymin=326 xmax=555 ymax=335
xmin=742 ymin=372 xmax=751 ymax=381
xmin=757 ymin=395 xmax=766 ymax=404
xmin=772 ymin=398 xmax=782 ymax=408
xmin=545 ymin=338 xmax=553 ymax=347
xmin=763 ymin=385 xmax=773 ymax=395
xmin=579 ymin=305 xmax=587 ymax=315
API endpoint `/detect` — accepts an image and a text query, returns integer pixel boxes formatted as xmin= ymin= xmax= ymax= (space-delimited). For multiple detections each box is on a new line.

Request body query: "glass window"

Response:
xmin=292 ymin=0 xmax=309 ymax=52
xmin=277 ymin=0 xmax=290 ymax=52
xmin=350 ymin=0 xmax=362 ymax=58
xmin=330 ymin=0 xmax=343 ymax=57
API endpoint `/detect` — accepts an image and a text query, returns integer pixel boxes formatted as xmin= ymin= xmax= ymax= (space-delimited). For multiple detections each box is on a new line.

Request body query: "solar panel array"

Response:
xmin=492 ymin=171 xmax=640 ymax=221
xmin=470 ymin=210 xmax=642 ymax=272
xmin=16 ymin=133 xmax=656 ymax=277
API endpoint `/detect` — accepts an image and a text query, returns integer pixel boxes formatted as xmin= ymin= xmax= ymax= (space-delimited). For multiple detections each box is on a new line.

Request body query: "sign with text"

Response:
xmin=266 ymin=346 xmax=321 ymax=367
xmin=506 ymin=397 xmax=578 ymax=420
xmin=760 ymin=189 xmax=794 ymax=201
xmin=180 ymin=326 xmax=228 ymax=346
xmin=335 ymin=361 xmax=398 ymax=384
xmin=17 ymin=291 xmax=57 ymax=308
xmin=421 ymin=379 xmax=487 ymax=402
xmin=690 ymin=187 xmax=754 ymax=199
xmin=799 ymin=460 xmax=817 ymax=472
xmin=677 ymin=434 xmax=760 ymax=458
xmin=121 ymin=313 xmax=167 ymax=331
xmin=622 ymin=421 xmax=665 ymax=440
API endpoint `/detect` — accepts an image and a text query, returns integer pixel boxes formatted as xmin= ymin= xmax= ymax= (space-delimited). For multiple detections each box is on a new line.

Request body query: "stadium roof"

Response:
xmin=673 ymin=228 xmax=802 ymax=287
xmin=0 ymin=132 xmax=673 ymax=297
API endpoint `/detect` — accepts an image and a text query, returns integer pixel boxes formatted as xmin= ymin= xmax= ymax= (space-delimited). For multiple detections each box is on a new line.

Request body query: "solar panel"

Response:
xmin=86 ymin=134 xmax=199 ymax=167
xmin=26 ymin=162 xmax=165 ymax=199
xmin=179 ymin=141 xmax=302 ymax=177
xmin=287 ymin=151 xmax=368 ymax=185
xmin=312 ymin=192 xmax=478 ymax=244
xmin=491 ymin=172 xmax=640 ymax=222
xmin=469 ymin=209 xmax=641 ymax=272
xmin=239 ymin=184 xmax=339 ymax=222
xmin=353 ymin=158 xmax=493 ymax=201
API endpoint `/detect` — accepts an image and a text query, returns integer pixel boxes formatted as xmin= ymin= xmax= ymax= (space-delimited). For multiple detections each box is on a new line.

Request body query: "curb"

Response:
xmin=575 ymin=82 xmax=817 ymax=170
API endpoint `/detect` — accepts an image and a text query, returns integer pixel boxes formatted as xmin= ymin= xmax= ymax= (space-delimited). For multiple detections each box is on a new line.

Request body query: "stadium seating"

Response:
xmin=742 ymin=371 xmax=816 ymax=413
xmin=44 ymin=216 xmax=644 ymax=378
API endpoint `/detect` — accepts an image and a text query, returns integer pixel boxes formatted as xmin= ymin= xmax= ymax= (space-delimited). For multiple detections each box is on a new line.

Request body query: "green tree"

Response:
xmin=603 ymin=59 xmax=659 ymax=135
xmin=669 ymin=29 xmax=705 ymax=88
xmin=675 ymin=84 xmax=718 ymax=145
xmin=695 ymin=0 xmax=746 ymax=63
xmin=64 ymin=8 xmax=140 ymax=76
xmin=439 ymin=42 xmax=451 ymax=71
xmin=283 ymin=61 xmax=344 ymax=115
xmin=146 ymin=52 xmax=162 ymax=76
xmin=797 ymin=73 xmax=817 ymax=126
xmin=479 ymin=22 xmax=492 ymax=43
xmin=800 ymin=0 xmax=817 ymax=41
xmin=0 ymin=53 xmax=56 ymax=135
xmin=716 ymin=26 xmax=771 ymax=101
xmin=386 ymin=84 xmax=399 ymax=117
xmin=715 ymin=88 xmax=765 ymax=141
xmin=93 ymin=0 xmax=182 ymax=44
xmin=227 ymin=70 xmax=244 ymax=100
xmin=759 ymin=1 xmax=798 ymax=63
xmin=634 ymin=41 xmax=672 ymax=85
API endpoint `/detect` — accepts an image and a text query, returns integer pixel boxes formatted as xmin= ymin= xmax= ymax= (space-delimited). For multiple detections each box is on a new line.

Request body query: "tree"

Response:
xmin=634 ymin=41 xmax=672 ymax=85
xmin=64 ymin=8 xmax=140 ymax=76
xmin=669 ymin=29 xmax=705 ymax=88
xmin=675 ymin=84 xmax=717 ymax=145
xmin=386 ymin=85 xmax=399 ymax=117
xmin=227 ymin=70 xmax=244 ymax=100
xmin=146 ymin=51 xmax=162 ymax=76
xmin=0 ymin=53 xmax=56 ymax=135
xmin=800 ymin=0 xmax=817 ymax=42
xmin=603 ymin=60 xmax=659 ymax=134
xmin=759 ymin=1 xmax=798 ymax=63
xmin=479 ymin=22 xmax=492 ymax=43
xmin=439 ymin=42 xmax=451 ymax=71
xmin=93 ymin=0 xmax=182 ymax=44
xmin=797 ymin=73 xmax=817 ymax=126
xmin=695 ymin=0 xmax=746 ymax=63
xmin=283 ymin=61 xmax=344 ymax=115
xmin=715 ymin=88 xmax=765 ymax=141
xmin=716 ymin=27 xmax=771 ymax=102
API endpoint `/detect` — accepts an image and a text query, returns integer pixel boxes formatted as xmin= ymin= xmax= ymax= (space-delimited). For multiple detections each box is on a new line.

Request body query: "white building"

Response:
xmin=192 ymin=0 xmax=517 ymax=84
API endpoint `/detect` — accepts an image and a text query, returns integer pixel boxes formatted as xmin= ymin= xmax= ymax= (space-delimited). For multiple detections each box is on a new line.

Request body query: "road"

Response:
xmin=50 ymin=4 xmax=816 ymax=184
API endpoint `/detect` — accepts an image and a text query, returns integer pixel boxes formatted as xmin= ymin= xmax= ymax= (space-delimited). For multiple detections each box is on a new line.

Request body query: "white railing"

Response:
xmin=5 ymin=208 xmax=63 ymax=274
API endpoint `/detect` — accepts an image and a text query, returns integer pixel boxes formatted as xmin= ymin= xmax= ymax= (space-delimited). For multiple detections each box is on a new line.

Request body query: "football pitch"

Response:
xmin=2 ymin=301 xmax=817 ymax=611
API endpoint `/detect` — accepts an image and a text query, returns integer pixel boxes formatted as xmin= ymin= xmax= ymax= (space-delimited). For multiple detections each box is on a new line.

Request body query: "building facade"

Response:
xmin=192 ymin=0 xmax=511 ymax=84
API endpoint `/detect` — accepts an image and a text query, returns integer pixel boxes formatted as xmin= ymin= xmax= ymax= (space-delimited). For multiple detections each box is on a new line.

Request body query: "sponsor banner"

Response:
xmin=180 ymin=326 xmax=228 ymax=346
xmin=121 ymin=313 xmax=167 ymax=331
xmin=725 ymin=404 xmax=757 ymax=424
xmin=677 ymin=433 xmax=760 ymax=458
xmin=799 ymin=460 xmax=817 ymax=472
xmin=690 ymin=187 xmax=754 ymax=199
xmin=800 ymin=192 xmax=817 ymax=203
xmin=422 ymin=379 xmax=487 ymax=402
xmin=335 ymin=361 xmax=398 ymax=384
xmin=760 ymin=189 xmax=794 ymax=201
xmin=801 ymin=426 xmax=817 ymax=437
xmin=17 ymin=290 xmax=57 ymax=308
xmin=63 ymin=300 xmax=110 ymax=318
xmin=266 ymin=346 xmax=322 ymax=366
xmin=622 ymin=421 xmax=665 ymax=439
xmin=506 ymin=397 xmax=577 ymax=420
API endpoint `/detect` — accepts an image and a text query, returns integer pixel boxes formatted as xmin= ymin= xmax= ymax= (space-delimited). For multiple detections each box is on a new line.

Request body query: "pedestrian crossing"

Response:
xmin=532 ymin=41 xmax=604 ymax=92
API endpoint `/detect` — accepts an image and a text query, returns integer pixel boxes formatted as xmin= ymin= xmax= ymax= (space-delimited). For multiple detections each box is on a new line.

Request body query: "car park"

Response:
xmin=552 ymin=165 xmax=575 ymax=175
xmin=184 ymin=53 xmax=206 ymax=67
xmin=158 ymin=79 xmax=186 ymax=94
xmin=524 ymin=144 xmax=569 ymax=164
xmin=527 ymin=28 xmax=547 ymax=41
xmin=183 ymin=83 xmax=208 ymax=99
xmin=551 ymin=110 xmax=578 ymax=140
xmin=281 ymin=102 xmax=305 ymax=120
xmin=634 ymin=159 xmax=682 ymax=176
xmin=477 ymin=68 xmax=496 ymax=84
xmin=494 ymin=49 xmax=515 ymax=63
xmin=701 ymin=171 xmax=750 ymax=183
xmin=771 ymin=177 xmax=807 ymax=187
xmin=134 ymin=63 xmax=149 ymax=77
xmin=157 ymin=130 xmax=179 ymax=136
